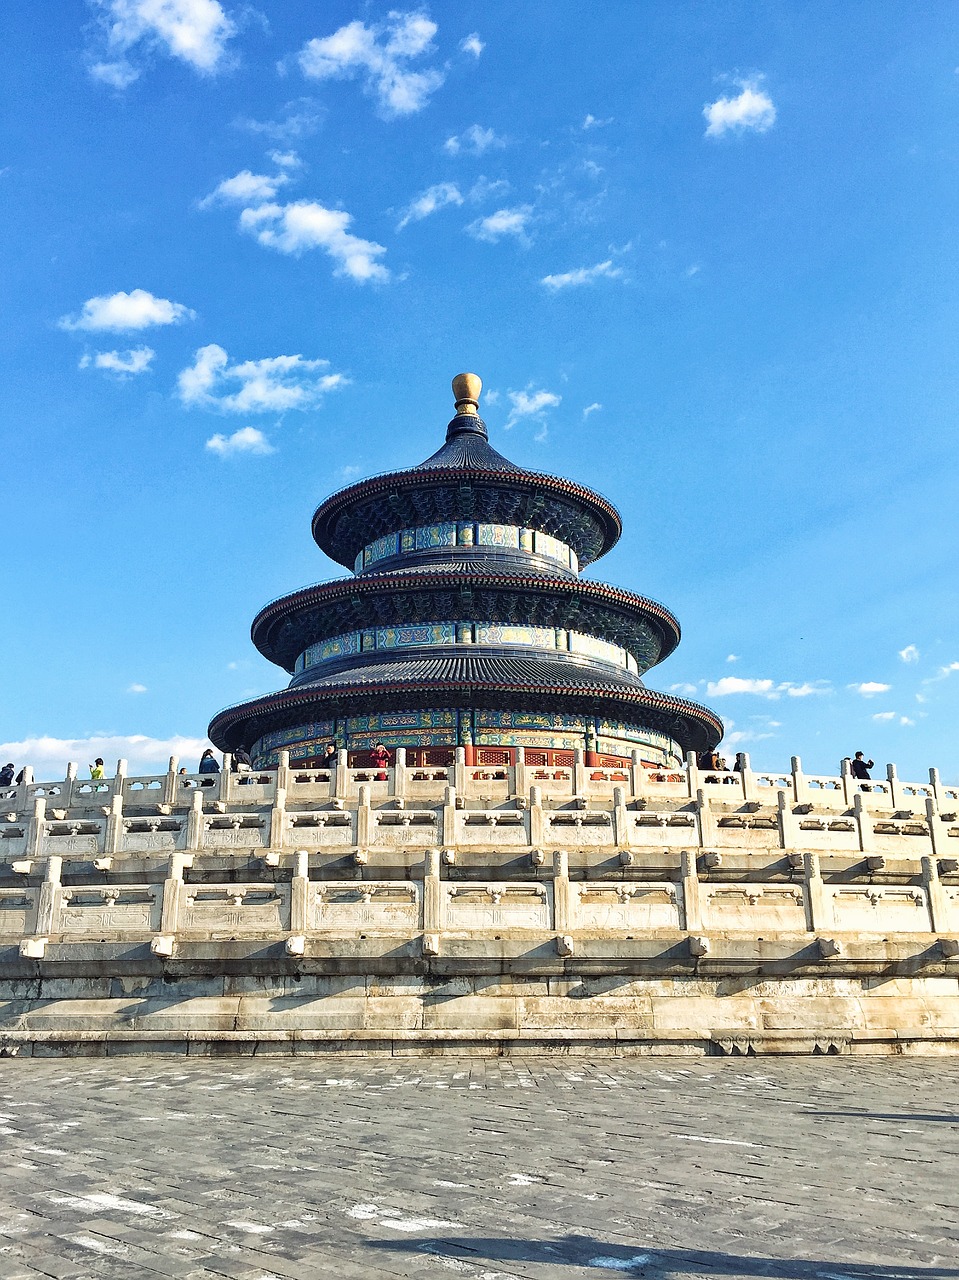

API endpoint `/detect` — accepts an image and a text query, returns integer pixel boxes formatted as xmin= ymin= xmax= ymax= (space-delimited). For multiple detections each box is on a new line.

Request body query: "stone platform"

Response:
xmin=0 ymin=750 xmax=958 ymax=1056
xmin=0 ymin=1056 xmax=957 ymax=1278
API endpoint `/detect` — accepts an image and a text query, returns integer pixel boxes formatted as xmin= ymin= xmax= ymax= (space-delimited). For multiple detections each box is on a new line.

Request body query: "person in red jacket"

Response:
xmin=370 ymin=742 xmax=391 ymax=781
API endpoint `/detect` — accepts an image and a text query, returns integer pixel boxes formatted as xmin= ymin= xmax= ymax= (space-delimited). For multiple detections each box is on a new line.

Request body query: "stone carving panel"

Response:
xmin=57 ymin=888 xmax=161 ymax=935
xmin=443 ymin=883 xmax=551 ymax=931
xmin=309 ymin=883 xmax=421 ymax=932
xmin=702 ymin=886 xmax=806 ymax=932
xmin=180 ymin=885 xmax=290 ymax=935
xmin=573 ymin=884 xmax=681 ymax=931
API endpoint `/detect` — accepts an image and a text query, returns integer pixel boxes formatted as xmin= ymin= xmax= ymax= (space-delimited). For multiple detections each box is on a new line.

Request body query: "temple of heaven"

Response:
xmin=209 ymin=373 xmax=722 ymax=770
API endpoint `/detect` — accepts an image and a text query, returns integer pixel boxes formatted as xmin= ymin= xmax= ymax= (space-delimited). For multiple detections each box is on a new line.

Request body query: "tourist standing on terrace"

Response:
xmin=198 ymin=749 xmax=219 ymax=774
xmin=89 ymin=758 xmax=104 ymax=780
xmin=0 ymin=764 xmax=14 ymax=787
xmin=851 ymin=751 xmax=875 ymax=791
xmin=370 ymin=742 xmax=391 ymax=781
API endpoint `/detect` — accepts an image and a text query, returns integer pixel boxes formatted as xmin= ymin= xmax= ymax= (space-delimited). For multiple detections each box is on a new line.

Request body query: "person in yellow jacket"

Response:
xmin=89 ymin=758 xmax=105 ymax=780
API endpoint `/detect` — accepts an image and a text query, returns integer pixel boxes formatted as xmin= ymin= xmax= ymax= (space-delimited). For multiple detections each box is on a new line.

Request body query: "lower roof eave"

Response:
xmin=208 ymin=679 xmax=723 ymax=756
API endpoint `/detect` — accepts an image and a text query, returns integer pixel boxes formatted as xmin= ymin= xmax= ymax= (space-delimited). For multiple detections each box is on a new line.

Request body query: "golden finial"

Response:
xmin=452 ymin=372 xmax=482 ymax=416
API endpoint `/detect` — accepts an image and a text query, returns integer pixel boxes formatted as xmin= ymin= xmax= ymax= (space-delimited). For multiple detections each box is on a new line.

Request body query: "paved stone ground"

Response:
xmin=0 ymin=1056 xmax=956 ymax=1279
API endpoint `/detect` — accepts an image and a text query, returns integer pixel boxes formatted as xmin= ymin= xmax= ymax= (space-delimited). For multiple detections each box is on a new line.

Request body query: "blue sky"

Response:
xmin=2 ymin=1 xmax=958 ymax=781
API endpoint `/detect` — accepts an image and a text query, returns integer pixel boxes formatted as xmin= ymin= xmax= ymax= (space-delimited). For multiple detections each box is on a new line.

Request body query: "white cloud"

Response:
xmin=582 ymin=113 xmax=612 ymax=130
xmin=707 ymin=677 xmax=776 ymax=698
xmin=179 ymin=344 xmax=348 ymax=414
xmin=269 ymin=150 xmax=301 ymax=169
xmin=79 ymin=346 xmax=155 ymax=375
xmin=669 ymin=682 xmax=698 ymax=696
xmin=396 ymin=182 xmax=463 ymax=230
xmin=725 ymin=654 xmax=740 ymax=664
xmin=59 ymin=289 xmax=194 ymax=332
xmin=206 ymin=426 xmax=274 ymax=457
xmin=337 ymin=463 xmax=363 ymax=481
xmin=504 ymin=386 xmax=561 ymax=432
xmin=0 ymin=734 xmax=214 ymax=778
xmin=849 ymin=681 xmax=891 ymax=697
xmin=88 ymin=0 xmax=237 ymax=87
xmin=707 ymin=677 xmax=830 ymax=699
xmin=582 ymin=402 xmax=602 ymax=419
xmin=443 ymin=124 xmax=505 ymax=155
xmin=200 ymin=169 xmax=290 ymax=207
xmin=127 ymin=683 xmax=148 ymax=694
xmin=238 ymin=201 xmax=389 ymax=281
xmin=541 ymin=259 xmax=622 ymax=291
xmin=466 ymin=205 xmax=532 ymax=243
xmin=237 ymin=100 xmax=324 ymax=142
xmin=459 ymin=33 xmax=484 ymax=58
xmin=297 ymin=12 xmax=444 ymax=119
xmin=900 ymin=716 xmax=916 ymax=727
xmin=704 ymin=79 xmax=776 ymax=137
xmin=872 ymin=711 xmax=896 ymax=722
xmin=924 ymin=661 xmax=959 ymax=684
xmin=898 ymin=644 xmax=920 ymax=664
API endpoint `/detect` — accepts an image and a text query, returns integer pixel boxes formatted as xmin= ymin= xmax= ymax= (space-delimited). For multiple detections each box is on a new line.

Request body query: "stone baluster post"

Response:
xmin=186 ymin=788 xmax=205 ymax=852
xmin=853 ymin=792 xmax=873 ymax=854
xmin=680 ymin=850 xmax=702 ymax=932
xmin=880 ymin=757 xmax=896 ymax=808
xmin=778 ymin=791 xmax=799 ymax=851
xmin=454 ymin=746 xmax=467 ymax=793
xmin=35 ymin=855 xmax=63 ymax=937
xmin=630 ymin=749 xmax=647 ymax=802
xmin=335 ymin=749 xmax=349 ymax=800
xmin=104 ymin=794 xmax=124 ymax=857
xmin=269 ymin=786 xmax=287 ymax=854
xmin=111 ymin=758 xmax=127 ymax=800
xmin=423 ymin=849 xmax=442 ymax=936
xmin=695 ymin=789 xmax=716 ymax=848
xmin=442 ymin=785 xmax=457 ymax=848
xmin=686 ymin=751 xmax=700 ymax=799
xmin=159 ymin=851 xmax=193 ymax=937
xmin=573 ymin=749 xmax=587 ymax=797
xmin=925 ymin=798 xmax=943 ymax=859
xmin=356 ymin=784 xmax=372 ymax=850
xmin=513 ymin=746 xmax=526 ymax=799
xmin=929 ymin=768 xmax=946 ymax=811
xmin=921 ymin=856 xmax=949 ymax=935
xmin=392 ymin=747 xmax=407 ymax=800
xmin=552 ymin=850 xmax=572 ymax=933
xmin=276 ymin=750 xmax=291 ymax=793
xmin=736 ymin=752 xmax=755 ymax=802
xmin=791 ymin=755 xmax=806 ymax=805
xmin=612 ymin=786 xmax=630 ymax=850
xmin=27 ymin=796 xmax=46 ymax=860
xmin=63 ymin=762 xmax=77 ymax=808
xmin=803 ymin=852 xmax=830 ymax=932
xmin=219 ymin=754 xmax=232 ymax=803
xmin=291 ymin=849 xmax=310 ymax=933
xmin=840 ymin=757 xmax=856 ymax=806
xmin=528 ymin=785 xmax=544 ymax=848
xmin=163 ymin=756 xmax=179 ymax=807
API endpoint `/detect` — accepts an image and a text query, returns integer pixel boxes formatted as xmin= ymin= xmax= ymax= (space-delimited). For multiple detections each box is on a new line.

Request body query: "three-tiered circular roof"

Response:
xmin=208 ymin=372 xmax=722 ymax=757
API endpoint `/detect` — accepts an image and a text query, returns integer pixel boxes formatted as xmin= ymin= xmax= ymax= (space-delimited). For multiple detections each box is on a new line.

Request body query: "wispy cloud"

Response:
xmin=236 ymin=99 xmax=325 ymax=142
xmin=669 ymin=682 xmax=698 ymax=696
xmin=459 ymin=33 xmax=484 ymax=58
xmin=582 ymin=113 xmax=612 ymax=130
xmin=269 ymin=149 xmax=301 ymax=169
xmin=872 ymin=711 xmax=895 ymax=721
xmin=127 ymin=683 xmax=148 ymax=694
xmin=466 ymin=205 xmax=532 ymax=244
xmin=178 ymin=344 xmax=348 ymax=414
xmin=726 ymin=654 xmax=740 ymax=664
xmin=396 ymin=181 xmax=463 ymax=230
xmin=88 ymin=0 xmax=237 ymax=88
xmin=541 ymin=259 xmax=621 ymax=291
xmin=79 ymin=346 xmax=155 ymax=375
xmin=707 ymin=677 xmax=831 ymax=699
xmin=898 ymin=644 xmax=920 ymax=664
xmin=237 ymin=201 xmax=389 ymax=281
xmin=206 ymin=426 xmax=275 ymax=457
xmin=199 ymin=169 xmax=290 ymax=207
xmin=296 ymin=12 xmax=444 ymax=119
xmin=704 ymin=78 xmax=776 ymax=138
xmin=849 ymin=681 xmax=891 ymax=697
xmin=582 ymin=402 xmax=602 ymax=420
xmin=504 ymin=386 xmax=561 ymax=439
xmin=59 ymin=289 xmax=194 ymax=332
xmin=0 ymin=733 xmax=214 ymax=778
xmin=443 ymin=124 xmax=505 ymax=155
xmin=923 ymin=661 xmax=959 ymax=684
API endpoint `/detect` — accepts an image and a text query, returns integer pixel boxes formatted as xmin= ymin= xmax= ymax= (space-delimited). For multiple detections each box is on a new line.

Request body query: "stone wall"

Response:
xmin=0 ymin=749 xmax=957 ymax=1056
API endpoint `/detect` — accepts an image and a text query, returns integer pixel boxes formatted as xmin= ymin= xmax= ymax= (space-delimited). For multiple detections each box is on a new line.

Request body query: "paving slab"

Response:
xmin=0 ymin=1058 xmax=957 ymax=1278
